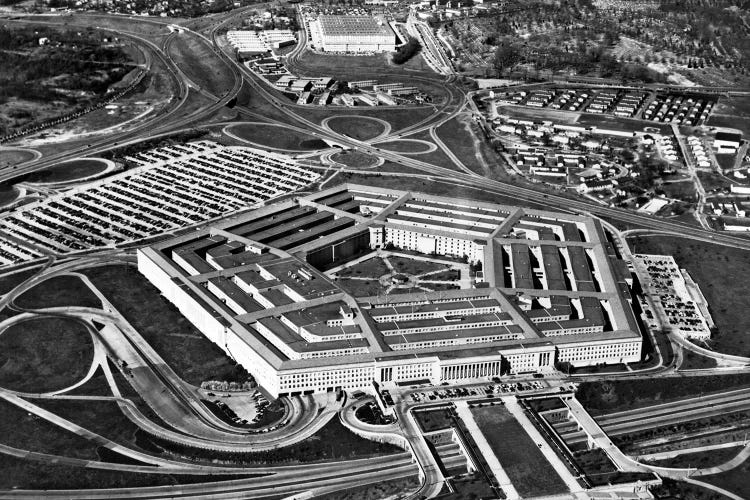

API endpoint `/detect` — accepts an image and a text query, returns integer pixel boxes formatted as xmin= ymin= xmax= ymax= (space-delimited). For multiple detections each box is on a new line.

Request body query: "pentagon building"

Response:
xmin=138 ymin=184 xmax=642 ymax=397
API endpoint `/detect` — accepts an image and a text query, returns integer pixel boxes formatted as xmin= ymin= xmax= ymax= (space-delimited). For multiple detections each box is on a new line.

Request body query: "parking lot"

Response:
xmin=408 ymin=379 xmax=549 ymax=404
xmin=0 ymin=141 xmax=319 ymax=264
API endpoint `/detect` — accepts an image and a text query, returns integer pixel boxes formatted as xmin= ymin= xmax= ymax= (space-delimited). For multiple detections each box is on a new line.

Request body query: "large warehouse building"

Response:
xmin=138 ymin=185 xmax=643 ymax=397
xmin=309 ymin=15 xmax=397 ymax=53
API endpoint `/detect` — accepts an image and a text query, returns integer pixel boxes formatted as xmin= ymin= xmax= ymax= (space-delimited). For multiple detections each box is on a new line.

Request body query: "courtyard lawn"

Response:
xmin=387 ymin=254 xmax=449 ymax=276
xmin=337 ymin=257 xmax=390 ymax=278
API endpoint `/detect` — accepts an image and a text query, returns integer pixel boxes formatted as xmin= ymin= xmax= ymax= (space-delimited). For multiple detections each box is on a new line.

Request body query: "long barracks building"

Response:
xmin=138 ymin=185 xmax=643 ymax=397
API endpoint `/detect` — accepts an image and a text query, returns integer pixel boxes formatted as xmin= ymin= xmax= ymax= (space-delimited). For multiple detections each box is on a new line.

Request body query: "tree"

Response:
xmin=493 ymin=42 xmax=521 ymax=73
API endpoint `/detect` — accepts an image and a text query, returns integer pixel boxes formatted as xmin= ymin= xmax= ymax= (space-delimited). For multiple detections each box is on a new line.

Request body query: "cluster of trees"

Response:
xmin=443 ymin=0 xmax=747 ymax=81
xmin=0 ymin=26 xmax=134 ymax=135
xmin=392 ymin=37 xmax=421 ymax=65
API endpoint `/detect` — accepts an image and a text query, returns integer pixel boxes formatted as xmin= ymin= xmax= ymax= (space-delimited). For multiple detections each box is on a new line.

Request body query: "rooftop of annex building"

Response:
xmin=138 ymin=184 xmax=641 ymax=371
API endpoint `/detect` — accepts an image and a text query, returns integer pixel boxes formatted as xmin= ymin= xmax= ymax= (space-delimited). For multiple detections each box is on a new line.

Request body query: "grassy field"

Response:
xmin=0 ymin=398 xmax=99 ymax=459
xmin=627 ymin=235 xmax=750 ymax=356
xmin=708 ymin=95 xmax=750 ymax=136
xmin=326 ymin=116 xmax=387 ymax=141
xmin=82 ymin=265 xmax=248 ymax=386
xmin=470 ymin=405 xmax=568 ymax=497
xmin=227 ymin=123 xmax=327 ymax=151
xmin=330 ymin=151 xmax=380 ymax=168
xmin=436 ymin=116 xmax=488 ymax=175
xmin=0 ymin=149 xmax=35 ymax=167
xmin=0 ymin=317 xmax=93 ymax=393
xmin=576 ymin=374 xmax=750 ymax=414
xmin=0 ymin=266 xmax=38 ymax=295
xmin=715 ymin=153 xmax=738 ymax=172
xmin=377 ymin=140 xmax=435 ymax=154
xmin=167 ymin=33 xmax=234 ymax=98
xmin=14 ymin=275 xmax=102 ymax=310
xmin=700 ymin=455 xmax=750 ymax=499
xmin=66 ymin=366 xmax=112 ymax=397
xmin=646 ymin=445 xmax=743 ymax=469
xmin=679 ymin=349 xmax=719 ymax=370
xmin=30 ymin=159 xmax=108 ymax=184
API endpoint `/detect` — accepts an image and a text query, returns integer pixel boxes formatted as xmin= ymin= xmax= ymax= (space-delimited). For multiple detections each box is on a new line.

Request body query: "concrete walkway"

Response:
xmin=454 ymin=400 xmax=520 ymax=500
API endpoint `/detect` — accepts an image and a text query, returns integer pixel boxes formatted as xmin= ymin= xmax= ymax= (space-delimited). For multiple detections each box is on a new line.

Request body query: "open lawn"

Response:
xmin=577 ymin=374 xmax=750 ymax=414
xmin=0 ymin=184 xmax=18 ymax=206
xmin=330 ymin=151 xmax=380 ymax=168
xmin=715 ymin=153 xmax=738 ymax=173
xmin=646 ymin=446 xmax=744 ymax=469
xmin=708 ymin=95 xmax=750 ymax=136
xmin=628 ymin=235 xmax=750 ymax=357
xmin=470 ymin=405 xmax=568 ymax=497
xmin=326 ymin=116 xmax=387 ymax=141
xmin=82 ymin=265 xmax=247 ymax=386
xmin=167 ymin=32 xmax=234 ymax=98
xmin=31 ymin=159 xmax=109 ymax=184
xmin=66 ymin=366 xmax=112 ymax=397
xmin=0 ymin=398 xmax=99 ymax=459
xmin=679 ymin=349 xmax=718 ymax=370
xmin=14 ymin=274 xmax=102 ymax=310
xmin=0 ymin=158 xmax=107 ymax=192
xmin=0 ymin=267 xmax=39 ymax=295
xmin=0 ymin=317 xmax=93 ymax=393
xmin=699 ymin=454 xmax=750 ymax=499
xmin=377 ymin=140 xmax=435 ymax=154
xmin=436 ymin=116 xmax=487 ymax=175
xmin=227 ymin=123 xmax=328 ymax=151
xmin=0 ymin=149 xmax=35 ymax=166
